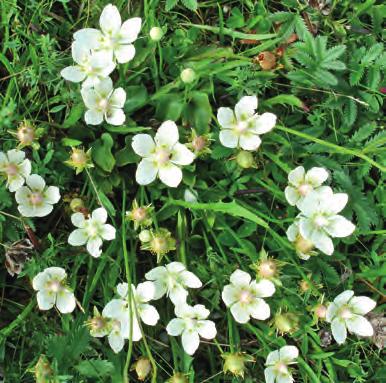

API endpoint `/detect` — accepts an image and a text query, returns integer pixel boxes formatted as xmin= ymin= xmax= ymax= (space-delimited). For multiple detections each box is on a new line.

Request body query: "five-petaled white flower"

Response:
xmin=0 ymin=149 xmax=31 ymax=192
xmin=222 ymin=269 xmax=275 ymax=324
xmin=32 ymin=267 xmax=76 ymax=314
xmin=145 ymin=262 xmax=202 ymax=305
xmin=166 ymin=303 xmax=217 ymax=355
xmin=68 ymin=207 xmax=116 ymax=258
xmin=61 ymin=41 xmax=115 ymax=88
xmin=296 ymin=187 xmax=355 ymax=255
xmin=102 ymin=281 xmax=159 ymax=352
xmin=264 ymin=345 xmax=299 ymax=383
xmin=15 ymin=174 xmax=60 ymax=217
xmin=81 ymin=77 xmax=126 ymax=126
xmin=132 ymin=121 xmax=195 ymax=187
xmin=284 ymin=166 xmax=329 ymax=207
xmin=326 ymin=290 xmax=376 ymax=345
xmin=217 ymin=95 xmax=276 ymax=151
xmin=74 ymin=4 xmax=142 ymax=64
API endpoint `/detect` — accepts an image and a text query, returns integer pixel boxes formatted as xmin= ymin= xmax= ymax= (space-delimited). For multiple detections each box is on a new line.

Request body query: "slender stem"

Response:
xmin=0 ymin=300 xmax=35 ymax=339
xmin=0 ymin=210 xmax=23 ymax=221
xmin=85 ymin=168 xmax=103 ymax=207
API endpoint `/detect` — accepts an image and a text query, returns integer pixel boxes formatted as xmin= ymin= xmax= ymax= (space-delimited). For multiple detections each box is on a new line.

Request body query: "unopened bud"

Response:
xmin=257 ymin=259 xmax=277 ymax=279
xmin=150 ymin=27 xmax=163 ymax=42
xmin=191 ymin=136 xmax=207 ymax=152
xmin=70 ymin=198 xmax=84 ymax=212
xmin=167 ymin=373 xmax=188 ymax=383
xmin=132 ymin=358 xmax=152 ymax=381
xmin=315 ymin=304 xmax=327 ymax=319
xmin=139 ymin=230 xmax=151 ymax=243
xmin=236 ymin=150 xmax=254 ymax=168
xmin=180 ymin=68 xmax=196 ymax=84
xmin=274 ymin=312 xmax=299 ymax=334
xmin=222 ymin=352 xmax=254 ymax=378
xmin=295 ymin=235 xmax=314 ymax=255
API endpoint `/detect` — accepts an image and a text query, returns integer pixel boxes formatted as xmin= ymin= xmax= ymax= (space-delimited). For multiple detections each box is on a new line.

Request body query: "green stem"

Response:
xmin=298 ymin=357 xmax=321 ymax=383
xmin=0 ymin=300 xmax=35 ymax=339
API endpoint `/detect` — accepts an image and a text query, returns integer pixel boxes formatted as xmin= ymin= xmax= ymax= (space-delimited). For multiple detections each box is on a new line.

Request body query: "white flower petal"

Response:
xmin=81 ymin=88 xmax=98 ymax=109
xmin=32 ymin=271 xmax=50 ymax=291
xmin=92 ymin=207 xmax=108 ymax=223
xmin=277 ymin=375 xmax=293 ymax=383
xmin=248 ymin=297 xmax=271 ymax=320
xmin=181 ymin=330 xmax=200 ymax=355
xmin=61 ymin=66 xmax=86 ymax=82
xmin=106 ymin=108 xmax=126 ymax=125
xmin=85 ymin=109 xmax=104 ymax=125
xmin=68 ymin=229 xmax=88 ymax=246
xmin=169 ymin=285 xmax=188 ymax=305
xmin=132 ymin=134 xmax=156 ymax=157
xmin=119 ymin=17 xmax=142 ymax=44
xmin=305 ymin=167 xmax=329 ymax=186
xmin=326 ymin=193 xmax=349 ymax=215
xmin=110 ymin=88 xmax=126 ymax=108
xmin=95 ymin=76 xmax=113 ymax=97
xmin=222 ymin=285 xmax=238 ymax=307
xmin=56 ymin=289 xmax=76 ymax=313
xmin=73 ymin=28 xmax=103 ymax=50
xmin=350 ymin=296 xmax=376 ymax=315
xmin=101 ymin=224 xmax=116 ymax=241
xmin=99 ymin=4 xmax=121 ymax=35
xmin=171 ymin=143 xmax=195 ymax=166
xmin=32 ymin=204 xmax=54 ymax=218
xmin=230 ymin=269 xmax=251 ymax=286
xmin=155 ymin=120 xmax=179 ymax=148
xmin=87 ymin=237 xmax=103 ymax=257
xmin=312 ymin=231 xmax=334 ymax=256
xmin=239 ymin=133 xmax=262 ymax=151
xmin=139 ymin=304 xmax=159 ymax=326
xmin=145 ymin=266 xmax=167 ymax=280
xmin=192 ymin=304 xmax=210 ymax=320
xmin=71 ymin=212 xmax=85 ymax=228
xmin=103 ymin=299 xmax=127 ymax=319
xmin=136 ymin=159 xmax=158 ymax=185
xmin=346 ymin=315 xmax=374 ymax=337
xmin=136 ymin=281 xmax=155 ymax=302
xmin=8 ymin=175 xmax=25 ymax=192
xmin=117 ymin=283 xmax=128 ymax=298
xmin=7 ymin=149 xmax=25 ymax=163
xmin=230 ymin=302 xmax=250 ymax=323
xmin=266 ymin=350 xmax=280 ymax=365
xmin=166 ymin=318 xmax=185 ymax=336
xmin=284 ymin=186 xmax=300 ymax=206
xmin=253 ymin=112 xmax=276 ymax=134
xmin=197 ymin=320 xmax=216 ymax=339
xmin=115 ymin=44 xmax=136 ymax=63
xmin=180 ymin=270 xmax=202 ymax=288
xmin=235 ymin=95 xmax=258 ymax=120
xmin=288 ymin=166 xmax=305 ymax=186
xmin=108 ymin=329 xmax=125 ymax=353
xmin=251 ymin=279 xmax=275 ymax=298
xmin=219 ymin=129 xmax=238 ymax=148
xmin=159 ymin=163 xmax=183 ymax=188
xmin=331 ymin=318 xmax=347 ymax=344
xmin=279 ymin=345 xmax=299 ymax=362
xmin=26 ymin=174 xmax=45 ymax=191
xmin=71 ymin=40 xmax=89 ymax=63
xmin=325 ymin=215 xmax=355 ymax=238
xmin=166 ymin=262 xmax=186 ymax=273
xmin=217 ymin=107 xmax=235 ymax=129
xmin=264 ymin=366 xmax=276 ymax=383
xmin=36 ymin=291 xmax=55 ymax=310
xmin=334 ymin=290 xmax=354 ymax=306
xmin=44 ymin=186 xmax=60 ymax=204
xmin=326 ymin=302 xmax=338 ymax=322
xmin=286 ymin=222 xmax=299 ymax=242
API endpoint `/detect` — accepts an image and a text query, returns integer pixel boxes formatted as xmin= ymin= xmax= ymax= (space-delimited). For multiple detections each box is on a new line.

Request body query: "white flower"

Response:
xmin=222 ymin=269 xmax=275 ymax=324
xmin=296 ymin=187 xmax=356 ymax=255
xmin=0 ymin=149 xmax=31 ymax=192
xmin=217 ymin=95 xmax=276 ymax=151
xmin=132 ymin=121 xmax=195 ymax=187
xmin=264 ymin=345 xmax=299 ymax=383
xmin=284 ymin=166 xmax=329 ymax=207
xmin=15 ymin=174 xmax=60 ymax=217
xmin=68 ymin=207 xmax=116 ymax=258
xmin=81 ymin=77 xmax=126 ymax=126
xmin=145 ymin=262 xmax=202 ymax=305
xmin=60 ymin=41 xmax=115 ymax=88
xmin=166 ymin=303 xmax=217 ymax=355
xmin=326 ymin=290 xmax=376 ymax=344
xmin=74 ymin=4 xmax=141 ymax=64
xmin=286 ymin=221 xmax=316 ymax=261
xmin=102 ymin=281 xmax=159 ymax=352
xmin=32 ymin=267 xmax=76 ymax=314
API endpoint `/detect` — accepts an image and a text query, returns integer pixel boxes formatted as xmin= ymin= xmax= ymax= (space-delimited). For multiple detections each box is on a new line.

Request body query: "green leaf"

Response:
xmin=62 ymin=103 xmax=84 ymax=129
xmin=125 ymin=85 xmax=148 ymax=113
xmin=263 ymin=95 xmax=303 ymax=108
xmin=183 ymin=91 xmax=212 ymax=134
xmin=75 ymin=359 xmax=114 ymax=378
xmin=181 ymin=0 xmax=198 ymax=11
xmin=92 ymin=133 xmax=116 ymax=172
xmin=155 ymin=93 xmax=184 ymax=121
xmin=165 ymin=0 xmax=178 ymax=11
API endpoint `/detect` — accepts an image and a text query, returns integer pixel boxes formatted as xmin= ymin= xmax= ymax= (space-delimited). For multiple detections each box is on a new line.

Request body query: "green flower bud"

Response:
xmin=150 ymin=27 xmax=163 ymax=41
xmin=236 ymin=150 xmax=254 ymax=168
xmin=139 ymin=230 xmax=152 ymax=243
xmin=222 ymin=352 xmax=255 ymax=378
xmin=131 ymin=357 xmax=152 ymax=381
xmin=274 ymin=312 xmax=299 ymax=334
xmin=69 ymin=198 xmax=84 ymax=213
xmin=180 ymin=68 xmax=196 ymax=84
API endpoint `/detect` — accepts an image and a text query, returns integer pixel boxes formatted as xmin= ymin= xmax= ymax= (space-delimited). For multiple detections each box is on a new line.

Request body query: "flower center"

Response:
xmin=71 ymin=150 xmax=87 ymax=165
xmin=151 ymin=237 xmax=168 ymax=254
xmin=298 ymin=183 xmax=312 ymax=196
xmin=339 ymin=306 xmax=352 ymax=320
xmin=235 ymin=121 xmax=249 ymax=134
xmin=17 ymin=126 xmax=34 ymax=145
xmin=86 ymin=224 xmax=99 ymax=238
xmin=314 ymin=215 xmax=329 ymax=228
xmin=275 ymin=361 xmax=288 ymax=375
xmin=29 ymin=192 xmax=43 ymax=206
xmin=258 ymin=260 xmax=276 ymax=278
xmin=239 ymin=290 xmax=253 ymax=304
xmin=155 ymin=149 xmax=170 ymax=165
xmin=6 ymin=163 xmax=19 ymax=176
xmin=48 ymin=280 xmax=62 ymax=293
xmin=132 ymin=208 xmax=147 ymax=222
xmin=98 ymin=98 xmax=109 ymax=110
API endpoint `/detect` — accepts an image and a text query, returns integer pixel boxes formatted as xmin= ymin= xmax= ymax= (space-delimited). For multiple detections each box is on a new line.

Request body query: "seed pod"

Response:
xmin=131 ymin=358 xmax=152 ymax=381
xmin=256 ymin=51 xmax=276 ymax=70
xmin=222 ymin=352 xmax=255 ymax=378
xmin=167 ymin=373 xmax=188 ymax=383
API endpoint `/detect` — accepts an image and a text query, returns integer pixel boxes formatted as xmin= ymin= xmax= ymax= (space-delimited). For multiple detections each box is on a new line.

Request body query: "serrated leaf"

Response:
xmin=75 ymin=359 xmax=114 ymax=378
xmin=165 ymin=0 xmax=178 ymax=11
xmin=181 ymin=0 xmax=197 ymax=11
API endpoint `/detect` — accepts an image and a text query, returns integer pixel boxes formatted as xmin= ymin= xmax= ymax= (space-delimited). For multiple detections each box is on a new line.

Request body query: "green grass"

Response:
xmin=0 ymin=0 xmax=385 ymax=382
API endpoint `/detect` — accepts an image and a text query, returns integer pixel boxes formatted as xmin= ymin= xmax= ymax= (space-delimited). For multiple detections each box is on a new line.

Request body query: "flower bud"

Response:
xmin=274 ymin=312 xmax=299 ymax=334
xmin=127 ymin=201 xmax=153 ymax=229
xmin=87 ymin=307 xmax=110 ymax=337
xmin=70 ymin=197 xmax=85 ymax=212
xmin=17 ymin=121 xmax=35 ymax=146
xmin=132 ymin=358 xmax=152 ymax=381
xmin=236 ymin=150 xmax=254 ymax=168
xmin=222 ymin=352 xmax=254 ymax=378
xmin=299 ymin=279 xmax=311 ymax=293
xmin=180 ymin=68 xmax=196 ymax=84
xmin=141 ymin=228 xmax=176 ymax=263
xmin=167 ymin=373 xmax=188 ymax=383
xmin=139 ymin=230 xmax=151 ymax=243
xmin=65 ymin=148 xmax=92 ymax=174
xmin=257 ymin=259 xmax=278 ymax=279
xmin=150 ymin=27 xmax=163 ymax=42
xmin=191 ymin=135 xmax=207 ymax=152
xmin=315 ymin=304 xmax=327 ymax=319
